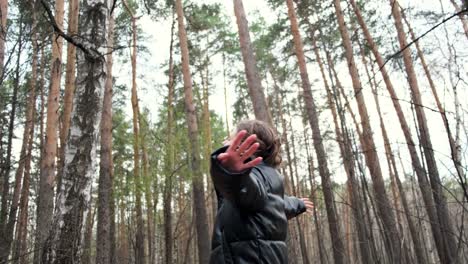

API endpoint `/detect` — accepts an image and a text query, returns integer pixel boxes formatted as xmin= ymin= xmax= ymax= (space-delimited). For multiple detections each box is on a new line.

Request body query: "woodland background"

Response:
xmin=0 ymin=0 xmax=467 ymax=263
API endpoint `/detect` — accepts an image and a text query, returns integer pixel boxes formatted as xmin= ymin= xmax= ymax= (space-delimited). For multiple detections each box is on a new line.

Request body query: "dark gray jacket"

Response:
xmin=209 ymin=146 xmax=306 ymax=264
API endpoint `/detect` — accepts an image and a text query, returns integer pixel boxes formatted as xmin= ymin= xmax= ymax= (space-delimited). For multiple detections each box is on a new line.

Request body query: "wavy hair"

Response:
xmin=235 ymin=120 xmax=282 ymax=168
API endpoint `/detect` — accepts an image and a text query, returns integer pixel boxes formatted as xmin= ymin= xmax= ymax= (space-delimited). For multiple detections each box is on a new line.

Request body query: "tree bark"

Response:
xmin=333 ymin=0 xmax=405 ymax=262
xmin=96 ymin=10 xmax=114 ymax=264
xmin=285 ymin=1 xmax=346 ymax=263
xmin=0 ymin=0 xmax=7 ymax=81
xmin=164 ymin=11 xmax=176 ymax=264
xmin=33 ymin=0 xmax=65 ymax=262
xmin=0 ymin=16 xmax=24 ymax=263
xmin=121 ymin=1 xmax=146 ymax=263
xmin=41 ymin=1 xmax=108 ymax=262
xmin=233 ymin=0 xmax=272 ymax=124
xmin=449 ymin=0 xmax=468 ymax=39
xmin=57 ymin=0 xmax=79 ymax=191
xmin=309 ymin=26 xmax=374 ymax=263
xmin=348 ymin=1 xmax=448 ymax=262
xmin=175 ymin=0 xmax=211 ymax=262
xmin=401 ymin=8 xmax=467 ymax=202
xmin=14 ymin=4 xmax=39 ymax=261
xmin=389 ymin=2 xmax=457 ymax=263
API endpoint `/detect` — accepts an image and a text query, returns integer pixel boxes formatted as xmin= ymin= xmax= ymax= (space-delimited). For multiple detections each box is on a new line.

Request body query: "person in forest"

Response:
xmin=209 ymin=119 xmax=314 ymax=263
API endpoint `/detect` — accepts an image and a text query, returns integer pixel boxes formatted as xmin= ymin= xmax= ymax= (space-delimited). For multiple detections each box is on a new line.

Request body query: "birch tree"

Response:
xmin=42 ymin=0 xmax=109 ymax=262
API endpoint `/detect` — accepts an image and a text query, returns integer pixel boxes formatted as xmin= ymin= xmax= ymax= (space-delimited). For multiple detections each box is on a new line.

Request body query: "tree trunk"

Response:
xmin=450 ymin=0 xmax=468 ymax=39
xmin=401 ymin=8 xmax=467 ymax=202
xmin=175 ymin=0 xmax=210 ymax=262
xmin=303 ymin=128 xmax=327 ymax=264
xmin=285 ymin=1 xmax=346 ymax=263
xmin=57 ymin=0 xmax=79 ymax=192
xmin=11 ymin=11 xmax=38 ymax=263
xmin=121 ymin=1 xmax=146 ymax=262
xmin=362 ymin=43 xmax=427 ymax=263
xmin=389 ymin=2 xmax=457 ymax=263
xmin=0 ymin=16 xmax=24 ymax=263
xmin=0 ymin=0 xmax=7 ymax=81
xmin=334 ymin=0 xmax=405 ymax=262
xmin=233 ymin=0 xmax=272 ymax=124
xmin=348 ymin=1 xmax=448 ymax=262
xmin=83 ymin=202 xmax=96 ymax=264
xmin=163 ymin=10 xmax=176 ymax=264
xmin=309 ymin=26 xmax=374 ymax=263
xmin=33 ymin=0 xmax=65 ymax=262
xmin=96 ymin=11 xmax=114 ymax=264
xmin=41 ymin=1 xmax=108 ymax=262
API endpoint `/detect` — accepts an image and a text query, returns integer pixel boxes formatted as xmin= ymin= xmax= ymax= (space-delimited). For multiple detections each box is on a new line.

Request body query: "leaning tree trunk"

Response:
xmin=122 ymin=1 xmax=146 ymax=262
xmin=401 ymin=8 xmax=467 ymax=202
xmin=96 ymin=11 xmax=114 ymax=264
xmin=33 ymin=0 xmax=65 ymax=262
xmin=233 ymin=0 xmax=272 ymax=124
xmin=348 ymin=1 xmax=447 ymax=262
xmin=309 ymin=27 xmax=373 ymax=264
xmin=389 ymin=2 xmax=457 ymax=263
xmin=285 ymin=1 xmax=346 ymax=263
xmin=365 ymin=51 xmax=427 ymax=264
xmin=41 ymin=1 xmax=108 ymax=262
xmin=333 ymin=0 xmax=405 ymax=262
xmin=175 ymin=0 xmax=211 ymax=262
xmin=449 ymin=0 xmax=468 ymax=39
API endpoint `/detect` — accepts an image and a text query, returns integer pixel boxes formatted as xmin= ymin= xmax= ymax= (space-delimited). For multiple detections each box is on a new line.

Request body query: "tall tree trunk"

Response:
xmin=33 ymin=0 xmax=65 ymax=262
xmin=163 ymin=10 xmax=176 ymax=264
xmin=57 ymin=0 xmax=79 ymax=191
xmin=389 ymin=2 xmax=457 ymax=263
xmin=333 ymin=0 xmax=405 ymax=262
xmin=361 ymin=43 xmax=427 ymax=263
xmin=142 ymin=137 xmax=154 ymax=264
xmin=309 ymin=26 xmax=373 ymax=264
xmin=175 ymin=0 xmax=210 ymax=262
xmin=122 ymin=1 xmax=146 ymax=262
xmin=348 ymin=1 xmax=447 ymax=262
xmin=302 ymin=128 xmax=327 ymax=264
xmin=401 ymin=8 xmax=467 ymax=202
xmin=0 ymin=0 xmax=7 ymax=81
xmin=0 ymin=16 xmax=23 ymax=263
xmin=12 ymin=9 xmax=38 ymax=263
xmin=14 ymin=5 xmax=39 ymax=263
xmin=233 ymin=0 xmax=272 ymax=124
xmin=285 ymin=1 xmax=346 ymax=263
xmin=42 ymin=1 xmax=108 ymax=262
xmin=96 ymin=11 xmax=114 ymax=264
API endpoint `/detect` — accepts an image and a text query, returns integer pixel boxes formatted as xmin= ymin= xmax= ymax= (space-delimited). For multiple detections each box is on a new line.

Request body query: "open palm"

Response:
xmin=218 ymin=130 xmax=263 ymax=172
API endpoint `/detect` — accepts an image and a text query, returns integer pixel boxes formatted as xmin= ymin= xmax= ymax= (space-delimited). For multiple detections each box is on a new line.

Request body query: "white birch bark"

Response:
xmin=42 ymin=1 xmax=108 ymax=263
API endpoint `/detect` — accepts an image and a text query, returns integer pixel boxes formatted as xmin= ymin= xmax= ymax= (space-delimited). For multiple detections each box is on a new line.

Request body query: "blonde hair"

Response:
xmin=236 ymin=120 xmax=282 ymax=168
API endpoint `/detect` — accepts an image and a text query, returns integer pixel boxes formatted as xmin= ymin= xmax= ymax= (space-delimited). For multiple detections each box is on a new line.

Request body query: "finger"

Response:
xmin=241 ymin=157 xmax=263 ymax=170
xmin=300 ymin=198 xmax=310 ymax=202
xmin=237 ymin=134 xmax=257 ymax=154
xmin=240 ymin=142 xmax=259 ymax=161
xmin=227 ymin=130 xmax=247 ymax=152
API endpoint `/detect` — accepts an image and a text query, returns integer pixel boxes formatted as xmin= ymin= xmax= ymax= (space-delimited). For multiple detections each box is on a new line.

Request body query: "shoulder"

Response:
xmin=251 ymin=163 xmax=284 ymax=195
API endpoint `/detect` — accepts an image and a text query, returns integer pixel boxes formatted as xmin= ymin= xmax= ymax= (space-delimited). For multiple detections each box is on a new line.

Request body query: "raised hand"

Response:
xmin=300 ymin=198 xmax=314 ymax=214
xmin=217 ymin=130 xmax=263 ymax=172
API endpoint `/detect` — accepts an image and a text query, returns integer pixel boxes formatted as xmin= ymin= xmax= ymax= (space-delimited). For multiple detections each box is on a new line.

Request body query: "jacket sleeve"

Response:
xmin=284 ymin=195 xmax=306 ymax=220
xmin=210 ymin=146 xmax=268 ymax=211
